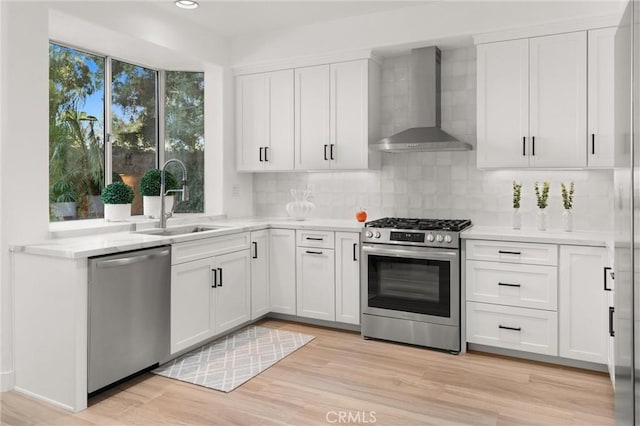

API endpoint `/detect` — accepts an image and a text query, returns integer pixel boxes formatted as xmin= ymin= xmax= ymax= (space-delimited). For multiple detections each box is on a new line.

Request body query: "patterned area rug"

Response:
xmin=153 ymin=325 xmax=315 ymax=392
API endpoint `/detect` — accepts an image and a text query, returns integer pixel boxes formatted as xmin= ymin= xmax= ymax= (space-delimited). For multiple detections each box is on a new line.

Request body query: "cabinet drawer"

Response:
xmin=466 ymin=302 xmax=558 ymax=356
xmin=466 ymin=240 xmax=557 ymax=266
xmin=172 ymin=232 xmax=250 ymax=265
xmin=466 ymin=260 xmax=558 ymax=310
xmin=296 ymin=230 xmax=335 ymax=249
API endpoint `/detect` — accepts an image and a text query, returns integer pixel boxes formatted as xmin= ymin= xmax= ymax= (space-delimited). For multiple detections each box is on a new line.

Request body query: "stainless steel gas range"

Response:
xmin=360 ymin=217 xmax=472 ymax=353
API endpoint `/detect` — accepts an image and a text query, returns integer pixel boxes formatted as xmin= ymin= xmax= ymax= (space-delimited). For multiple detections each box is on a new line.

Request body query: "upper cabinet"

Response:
xmin=587 ymin=27 xmax=615 ymax=168
xmin=235 ymin=57 xmax=380 ymax=172
xmin=236 ymin=70 xmax=294 ymax=172
xmin=295 ymin=60 xmax=378 ymax=170
xmin=477 ymin=30 xmax=612 ymax=169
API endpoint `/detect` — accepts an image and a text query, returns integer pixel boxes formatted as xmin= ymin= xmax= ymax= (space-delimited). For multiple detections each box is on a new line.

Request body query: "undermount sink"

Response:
xmin=137 ymin=225 xmax=225 ymax=237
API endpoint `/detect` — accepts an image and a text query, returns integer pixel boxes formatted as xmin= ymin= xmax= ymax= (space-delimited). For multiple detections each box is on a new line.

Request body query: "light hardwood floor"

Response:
xmin=1 ymin=319 xmax=614 ymax=425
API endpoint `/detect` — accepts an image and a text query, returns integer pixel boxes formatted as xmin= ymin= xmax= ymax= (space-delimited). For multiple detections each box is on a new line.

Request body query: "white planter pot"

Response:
xmin=143 ymin=195 xmax=174 ymax=219
xmin=104 ymin=204 xmax=131 ymax=222
xmin=512 ymin=208 xmax=521 ymax=230
xmin=536 ymin=208 xmax=548 ymax=231
xmin=562 ymin=209 xmax=573 ymax=232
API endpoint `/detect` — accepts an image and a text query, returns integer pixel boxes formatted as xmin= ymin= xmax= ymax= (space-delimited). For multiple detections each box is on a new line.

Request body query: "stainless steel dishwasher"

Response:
xmin=88 ymin=246 xmax=171 ymax=394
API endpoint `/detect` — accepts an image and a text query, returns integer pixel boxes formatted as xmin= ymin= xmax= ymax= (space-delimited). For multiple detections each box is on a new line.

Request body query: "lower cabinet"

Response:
xmin=171 ymin=240 xmax=251 ymax=354
xmin=335 ymin=232 xmax=361 ymax=325
xmin=559 ymin=245 xmax=608 ymax=363
xmin=296 ymin=247 xmax=336 ymax=321
xmin=269 ymin=229 xmax=297 ymax=315
xmin=466 ymin=301 xmax=558 ymax=355
xmin=250 ymin=230 xmax=270 ymax=319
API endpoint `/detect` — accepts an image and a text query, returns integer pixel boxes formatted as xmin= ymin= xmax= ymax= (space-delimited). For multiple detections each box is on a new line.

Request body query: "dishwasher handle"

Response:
xmin=95 ymin=248 xmax=170 ymax=268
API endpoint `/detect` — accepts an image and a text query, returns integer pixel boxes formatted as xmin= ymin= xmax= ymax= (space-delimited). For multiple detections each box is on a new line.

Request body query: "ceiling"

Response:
xmin=150 ymin=1 xmax=428 ymax=39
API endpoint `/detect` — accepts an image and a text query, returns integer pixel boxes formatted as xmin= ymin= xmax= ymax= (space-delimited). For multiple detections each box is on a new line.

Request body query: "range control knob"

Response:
xmin=426 ymin=233 xmax=435 ymax=242
xmin=365 ymin=231 xmax=373 ymax=238
xmin=374 ymin=231 xmax=381 ymax=238
xmin=444 ymin=235 xmax=453 ymax=243
xmin=436 ymin=234 xmax=444 ymax=243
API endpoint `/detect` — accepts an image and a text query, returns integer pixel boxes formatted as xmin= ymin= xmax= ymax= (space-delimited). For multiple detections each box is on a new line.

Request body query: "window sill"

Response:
xmin=49 ymin=213 xmax=222 ymax=239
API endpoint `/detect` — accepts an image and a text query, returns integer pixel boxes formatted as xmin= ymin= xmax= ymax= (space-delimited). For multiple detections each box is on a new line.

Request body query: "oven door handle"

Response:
xmin=361 ymin=244 xmax=459 ymax=261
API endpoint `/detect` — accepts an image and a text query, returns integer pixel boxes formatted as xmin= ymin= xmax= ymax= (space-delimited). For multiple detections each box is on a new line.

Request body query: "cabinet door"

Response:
xmin=296 ymin=247 xmax=335 ymax=321
xmin=236 ymin=73 xmax=268 ymax=171
xmin=477 ymin=39 xmax=530 ymax=168
xmin=330 ymin=60 xmax=368 ymax=169
xmin=587 ymin=27 xmax=615 ymax=168
xmin=559 ymin=245 xmax=608 ymax=363
xmin=335 ymin=232 xmax=360 ymax=325
xmin=250 ymin=230 xmax=270 ymax=319
xmin=171 ymin=257 xmax=215 ymax=354
xmin=266 ymin=69 xmax=294 ymax=170
xmin=214 ymin=250 xmax=251 ymax=334
xmin=529 ymin=32 xmax=587 ymax=168
xmin=269 ymin=229 xmax=297 ymax=315
xmin=295 ymin=65 xmax=331 ymax=170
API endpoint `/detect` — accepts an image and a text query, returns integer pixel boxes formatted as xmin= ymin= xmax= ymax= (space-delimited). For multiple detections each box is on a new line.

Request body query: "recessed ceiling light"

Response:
xmin=175 ymin=0 xmax=199 ymax=9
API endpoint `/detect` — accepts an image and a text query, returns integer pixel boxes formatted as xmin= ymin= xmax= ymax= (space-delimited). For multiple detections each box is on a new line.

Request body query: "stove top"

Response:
xmin=365 ymin=217 xmax=472 ymax=232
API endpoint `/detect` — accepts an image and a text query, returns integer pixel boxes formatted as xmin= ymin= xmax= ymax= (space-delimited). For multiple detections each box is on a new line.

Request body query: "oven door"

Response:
xmin=361 ymin=243 xmax=459 ymax=327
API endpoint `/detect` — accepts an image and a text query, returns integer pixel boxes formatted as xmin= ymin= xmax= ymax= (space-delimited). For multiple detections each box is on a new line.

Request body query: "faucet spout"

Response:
xmin=160 ymin=159 xmax=188 ymax=229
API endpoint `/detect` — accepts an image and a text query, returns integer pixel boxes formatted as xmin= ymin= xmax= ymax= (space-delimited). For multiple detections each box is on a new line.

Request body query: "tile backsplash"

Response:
xmin=253 ymin=47 xmax=614 ymax=232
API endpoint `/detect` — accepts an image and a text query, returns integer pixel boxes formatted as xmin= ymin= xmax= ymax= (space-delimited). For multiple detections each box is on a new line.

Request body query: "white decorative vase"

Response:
xmin=143 ymin=195 xmax=174 ymax=219
xmin=562 ymin=209 xmax=573 ymax=232
xmin=286 ymin=188 xmax=315 ymax=221
xmin=536 ymin=208 xmax=548 ymax=231
xmin=512 ymin=208 xmax=521 ymax=230
xmin=104 ymin=203 xmax=131 ymax=222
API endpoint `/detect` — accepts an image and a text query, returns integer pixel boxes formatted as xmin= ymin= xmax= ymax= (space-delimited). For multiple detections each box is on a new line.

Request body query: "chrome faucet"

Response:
xmin=160 ymin=159 xmax=188 ymax=229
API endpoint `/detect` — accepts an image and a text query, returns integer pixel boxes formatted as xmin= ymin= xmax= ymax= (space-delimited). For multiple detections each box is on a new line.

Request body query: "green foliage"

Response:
xmin=534 ymin=181 xmax=550 ymax=209
xmin=512 ymin=181 xmax=522 ymax=209
xmin=561 ymin=182 xmax=575 ymax=210
xmin=50 ymin=181 xmax=77 ymax=203
xmin=139 ymin=169 xmax=179 ymax=196
xmin=101 ymin=182 xmax=134 ymax=205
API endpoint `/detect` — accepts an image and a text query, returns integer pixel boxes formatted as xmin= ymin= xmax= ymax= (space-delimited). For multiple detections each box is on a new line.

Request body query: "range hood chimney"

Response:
xmin=372 ymin=46 xmax=472 ymax=153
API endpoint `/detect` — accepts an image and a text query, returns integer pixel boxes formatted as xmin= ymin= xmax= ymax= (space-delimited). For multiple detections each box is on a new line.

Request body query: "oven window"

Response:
xmin=367 ymin=255 xmax=450 ymax=317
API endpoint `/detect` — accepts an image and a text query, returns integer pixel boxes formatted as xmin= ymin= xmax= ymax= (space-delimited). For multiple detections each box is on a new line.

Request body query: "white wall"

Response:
xmin=0 ymin=2 xmax=51 ymax=391
xmin=231 ymin=1 xmax=621 ymax=67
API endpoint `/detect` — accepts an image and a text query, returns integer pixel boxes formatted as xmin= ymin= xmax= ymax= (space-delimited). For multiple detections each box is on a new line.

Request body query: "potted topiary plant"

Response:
xmin=139 ymin=169 xmax=179 ymax=219
xmin=101 ymin=181 xmax=134 ymax=222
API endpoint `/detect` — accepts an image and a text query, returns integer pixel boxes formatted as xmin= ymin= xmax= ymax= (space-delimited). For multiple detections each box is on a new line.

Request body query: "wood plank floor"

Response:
xmin=1 ymin=319 xmax=614 ymax=425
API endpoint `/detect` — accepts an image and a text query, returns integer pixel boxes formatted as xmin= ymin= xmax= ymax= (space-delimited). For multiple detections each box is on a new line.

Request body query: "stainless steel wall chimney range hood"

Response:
xmin=371 ymin=46 xmax=472 ymax=153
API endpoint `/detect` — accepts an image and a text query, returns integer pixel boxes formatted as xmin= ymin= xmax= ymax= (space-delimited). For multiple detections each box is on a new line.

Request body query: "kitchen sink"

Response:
xmin=136 ymin=225 xmax=225 ymax=237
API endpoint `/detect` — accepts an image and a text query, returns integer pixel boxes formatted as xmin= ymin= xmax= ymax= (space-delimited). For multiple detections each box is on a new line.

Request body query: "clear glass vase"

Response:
xmin=512 ymin=208 xmax=521 ymax=230
xmin=562 ymin=209 xmax=573 ymax=232
xmin=536 ymin=208 xmax=548 ymax=231
xmin=285 ymin=188 xmax=315 ymax=221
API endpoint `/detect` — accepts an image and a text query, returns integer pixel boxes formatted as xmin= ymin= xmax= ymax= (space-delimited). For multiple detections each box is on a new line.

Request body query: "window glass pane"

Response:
xmin=165 ymin=71 xmax=205 ymax=213
xmin=49 ymin=43 xmax=105 ymax=221
xmin=111 ymin=60 xmax=157 ymax=216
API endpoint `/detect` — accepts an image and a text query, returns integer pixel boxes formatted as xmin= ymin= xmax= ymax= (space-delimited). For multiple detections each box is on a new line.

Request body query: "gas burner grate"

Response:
xmin=365 ymin=217 xmax=472 ymax=232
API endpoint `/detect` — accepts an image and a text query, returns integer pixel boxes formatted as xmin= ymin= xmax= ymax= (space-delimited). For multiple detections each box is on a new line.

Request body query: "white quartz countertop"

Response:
xmin=11 ymin=217 xmax=365 ymax=259
xmin=461 ymin=225 xmax=611 ymax=247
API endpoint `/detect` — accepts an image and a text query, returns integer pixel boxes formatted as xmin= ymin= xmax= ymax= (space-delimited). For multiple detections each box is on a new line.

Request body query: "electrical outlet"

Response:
xmin=232 ymin=184 xmax=240 ymax=197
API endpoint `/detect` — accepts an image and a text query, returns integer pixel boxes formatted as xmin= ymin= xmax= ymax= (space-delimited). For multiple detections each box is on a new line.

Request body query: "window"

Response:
xmin=48 ymin=42 xmax=205 ymax=221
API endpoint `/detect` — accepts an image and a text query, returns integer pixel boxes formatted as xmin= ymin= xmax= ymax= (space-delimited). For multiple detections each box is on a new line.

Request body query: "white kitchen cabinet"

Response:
xmin=559 ymin=245 xmax=608 ymax=364
xmin=296 ymin=247 xmax=336 ymax=321
xmin=335 ymin=232 xmax=360 ymax=325
xmin=587 ymin=27 xmax=615 ymax=168
xmin=295 ymin=59 xmax=379 ymax=171
xmin=171 ymin=237 xmax=251 ymax=354
xmin=269 ymin=228 xmax=297 ymax=315
xmin=236 ymin=69 xmax=294 ymax=171
xmin=477 ymin=31 xmax=587 ymax=168
xmin=250 ymin=230 xmax=270 ymax=319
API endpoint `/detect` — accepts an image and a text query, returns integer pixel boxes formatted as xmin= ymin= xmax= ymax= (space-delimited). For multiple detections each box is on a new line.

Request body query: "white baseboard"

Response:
xmin=13 ymin=386 xmax=77 ymax=412
xmin=0 ymin=369 xmax=15 ymax=392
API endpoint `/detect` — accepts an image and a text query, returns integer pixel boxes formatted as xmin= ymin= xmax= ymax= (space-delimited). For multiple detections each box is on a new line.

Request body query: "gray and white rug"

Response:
xmin=153 ymin=325 xmax=315 ymax=392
